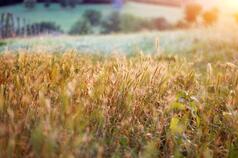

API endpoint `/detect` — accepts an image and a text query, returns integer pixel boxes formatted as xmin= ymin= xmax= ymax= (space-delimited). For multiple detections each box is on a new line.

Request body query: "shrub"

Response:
xmin=185 ymin=3 xmax=203 ymax=23
xmin=33 ymin=22 xmax=63 ymax=34
xmin=175 ymin=20 xmax=190 ymax=29
xmin=24 ymin=0 xmax=36 ymax=9
xmin=119 ymin=14 xmax=153 ymax=32
xmin=101 ymin=13 xmax=154 ymax=34
xmin=101 ymin=12 xmax=121 ymax=33
xmin=60 ymin=0 xmax=67 ymax=8
xmin=44 ymin=0 xmax=51 ymax=8
xmin=0 ymin=41 xmax=6 ymax=46
xmin=152 ymin=17 xmax=171 ymax=30
xmin=69 ymin=0 xmax=77 ymax=8
xmin=83 ymin=10 xmax=102 ymax=26
xmin=202 ymin=8 xmax=219 ymax=25
xmin=69 ymin=19 xmax=93 ymax=35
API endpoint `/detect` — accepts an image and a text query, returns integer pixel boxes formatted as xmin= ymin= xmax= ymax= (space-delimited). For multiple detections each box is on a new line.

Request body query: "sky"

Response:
xmin=210 ymin=0 xmax=237 ymax=9
xmin=190 ymin=0 xmax=238 ymax=13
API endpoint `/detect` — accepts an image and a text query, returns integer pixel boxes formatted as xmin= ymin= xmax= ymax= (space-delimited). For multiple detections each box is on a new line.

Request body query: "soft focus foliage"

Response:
xmin=68 ymin=0 xmax=77 ymax=8
xmin=101 ymin=12 xmax=121 ymax=33
xmin=44 ymin=0 xmax=51 ymax=8
xmin=0 ymin=47 xmax=238 ymax=157
xmin=153 ymin=17 xmax=171 ymax=30
xmin=119 ymin=14 xmax=153 ymax=33
xmin=83 ymin=10 xmax=102 ymax=26
xmin=69 ymin=19 xmax=93 ymax=35
xmin=202 ymin=8 xmax=219 ymax=26
xmin=24 ymin=0 xmax=36 ymax=9
xmin=234 ymin=13 xmax=238 ymax=24
xmin=185 ymin=3 xmax=203 ymax=23
xmin=32 ymin=21 xmax=63 ymax=33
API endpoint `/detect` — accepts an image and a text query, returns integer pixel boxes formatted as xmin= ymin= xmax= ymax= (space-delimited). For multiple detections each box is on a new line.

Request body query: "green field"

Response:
xmin=0 ymin=2 xmax=183 ymax=32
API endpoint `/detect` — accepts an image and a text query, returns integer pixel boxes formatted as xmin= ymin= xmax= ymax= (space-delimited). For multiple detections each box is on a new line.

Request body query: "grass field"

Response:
xmin=1 ymin=22 xmax=238 ymax=157
xmin=0 ymin=2 xmax=183 ymax=32
xmin=1 ymin=21 xmax=238 ymax=54
xmin=1 ymin=40 xmax=238 ymax=157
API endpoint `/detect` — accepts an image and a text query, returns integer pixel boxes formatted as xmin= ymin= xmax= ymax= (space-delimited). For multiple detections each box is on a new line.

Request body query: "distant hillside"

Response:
xmin=0 ymin=2 xmax=183 ymax=32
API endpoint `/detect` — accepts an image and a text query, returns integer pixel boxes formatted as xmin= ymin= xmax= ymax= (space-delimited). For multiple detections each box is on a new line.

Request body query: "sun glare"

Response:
xmin=220 ymin=0 xmax=238 ymax=11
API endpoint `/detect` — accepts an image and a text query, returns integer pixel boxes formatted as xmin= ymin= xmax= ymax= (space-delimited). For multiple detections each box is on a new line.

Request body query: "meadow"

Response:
xmin=1 ymin=23 xmax=237 ymax=54
xmin=1 ymin=22 xmax=238 ymax=157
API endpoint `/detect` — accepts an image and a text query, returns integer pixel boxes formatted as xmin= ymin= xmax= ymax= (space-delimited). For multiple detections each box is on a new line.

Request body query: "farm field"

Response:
xmin=1 ymin=23 xmax=238 ymax=157
xmin=0 ymin=2 xmax=183 ymax=32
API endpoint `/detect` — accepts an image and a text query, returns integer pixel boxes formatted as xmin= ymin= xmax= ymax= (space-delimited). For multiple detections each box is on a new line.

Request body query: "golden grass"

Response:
xmin=0 ymin=50 xmax=238 ymax=157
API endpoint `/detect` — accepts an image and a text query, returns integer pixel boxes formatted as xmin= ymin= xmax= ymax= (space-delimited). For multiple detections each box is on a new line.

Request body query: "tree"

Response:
xmin=153 ymin=17 xmax=171 ymax=30
xmin=60 ymin=0 xmax=68 ymax=8
xmin=120 ymin=14 xmax=153 ymax=32
xmin=69 ymin=0 xmax=77 ymax=8
xmin=101 ymin=12 xmax=121 ymax=33
xmin=44 ymin=0 xmax=51 ymax=8
xmin=83 ymin=10 xmax=102 ymax=26
xmin=185 ymin=3 xmax=202 ymax=23
xmin=202 ymin=8 xmax=219 ymax=26
xmin=69 ymin=19 xmax=93 ymax=35
xmin=24 ymin=0 xmax=36 ymax=9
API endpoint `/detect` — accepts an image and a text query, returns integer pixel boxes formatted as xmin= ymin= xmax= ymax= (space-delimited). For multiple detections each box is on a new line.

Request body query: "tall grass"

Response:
xmin=0 ymin=50 xmax=238 ymax=157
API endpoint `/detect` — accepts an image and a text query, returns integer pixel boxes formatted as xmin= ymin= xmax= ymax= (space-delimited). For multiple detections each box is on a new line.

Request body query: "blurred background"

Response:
xmin=0 ymin=0 xmax=238 ymax=53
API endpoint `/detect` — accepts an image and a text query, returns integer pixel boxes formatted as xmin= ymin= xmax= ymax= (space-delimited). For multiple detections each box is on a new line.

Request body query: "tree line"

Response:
xmin=0 ymin=12 xmax=62 ymax=39
xmin=23 ymin=0 xmax=111 ymax=9
xmin=0 ymin=0 xmax=111 ymax=7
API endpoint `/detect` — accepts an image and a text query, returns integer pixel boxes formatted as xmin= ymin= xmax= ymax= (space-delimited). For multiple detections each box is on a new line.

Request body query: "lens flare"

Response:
xmin=219 ymin=0 xmax=238 ymax=11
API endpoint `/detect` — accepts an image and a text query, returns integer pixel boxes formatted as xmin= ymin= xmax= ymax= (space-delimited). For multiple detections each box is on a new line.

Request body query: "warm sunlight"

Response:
xmin=219 ymin=0 xmax=238 ymax=12
xmin=1 ymin=0 xmax=238 ymax=157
